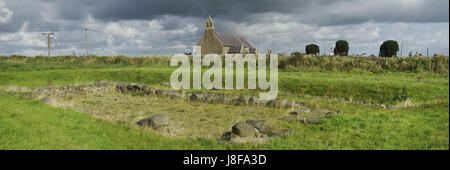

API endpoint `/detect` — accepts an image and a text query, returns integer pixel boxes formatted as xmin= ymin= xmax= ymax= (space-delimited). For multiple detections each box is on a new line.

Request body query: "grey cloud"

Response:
xmin=15 ymin=0 xmax=448 ymax=26
xmin=0 ymin=0 xmax=448 ymax=56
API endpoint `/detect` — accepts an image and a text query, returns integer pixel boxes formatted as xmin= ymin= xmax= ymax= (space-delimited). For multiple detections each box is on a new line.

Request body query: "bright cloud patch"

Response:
xmin=0 ymin=0 xmax=13 ymax=23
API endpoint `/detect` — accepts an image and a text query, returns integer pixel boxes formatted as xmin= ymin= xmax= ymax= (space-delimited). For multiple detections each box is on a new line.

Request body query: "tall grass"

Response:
xmin=0 ymin=55 xmax=171 ymax=65
xmin=1 ymin=54 xmax=448 ymax=73
xmin=279 ymin=53 xmax=449 ymax=73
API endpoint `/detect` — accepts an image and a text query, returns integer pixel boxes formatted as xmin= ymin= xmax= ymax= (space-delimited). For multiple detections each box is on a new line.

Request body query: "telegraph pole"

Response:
xmin=84 ymin=28 xmax=88 ymax=56
xmin=400 ymin=42 xmax=403 ymax=57
xmin=42 ymin=32 xmax=54 ymax=57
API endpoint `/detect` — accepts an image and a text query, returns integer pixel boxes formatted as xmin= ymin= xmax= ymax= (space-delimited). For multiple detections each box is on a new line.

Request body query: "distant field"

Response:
xmin=0 ymin=56 xmax=448 ymax=149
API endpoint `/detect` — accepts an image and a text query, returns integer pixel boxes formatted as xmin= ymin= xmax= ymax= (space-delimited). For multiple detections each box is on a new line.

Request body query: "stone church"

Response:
xmin=196 ymin=16 xmax=259 ymax=55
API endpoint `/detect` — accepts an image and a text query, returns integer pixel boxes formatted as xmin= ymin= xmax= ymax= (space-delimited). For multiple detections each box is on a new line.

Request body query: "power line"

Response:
xmin=84 ymin=28 xmax=88 ymax=56
xmin=42 ymin=32 xmax=54 ymax=57
xmin=0 ymin=28 xmax=82 ymax=32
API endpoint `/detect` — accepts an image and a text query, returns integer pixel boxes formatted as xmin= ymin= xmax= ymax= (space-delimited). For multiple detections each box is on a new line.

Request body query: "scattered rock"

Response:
xmin=136 ymin=114 xmax=169 ymax=129
xmin=119 ymin=86 xmax=128 ymax=93
xmin=266 ymin=100 xmax=278 ymax=108
xmin=145 ymin=89 xmax=154 ymax=95
xmin=127 ymin=84 xmax=140 ymax=92
xmin=256 ymin=100 xmax=269 ymax=106
xmin=224 ymin=120 xmax=292 ymax=144
xmin=154 ymin=89 xmax=165 ymax=96
xmin=237 ymin=95 xmax=250 ymax=105
xmin=189 ymin=93 xmax=200 ymax=101
xmin=245 ymin=120 xmax=269 ymax=133
xmin=232 ymin=122 xmax=256 ymax=137
xmin=267 ymin=99 xmax=287 ymax=108
xmin=248 ymin=96 xmax=258 ymax=105
xmin=202 ymin=93 xmax=215 ymax=103
xmin=140 ymin=85 xmax=149 ymax=91
xmin=214 ymin=94 xmax=229 ymax=104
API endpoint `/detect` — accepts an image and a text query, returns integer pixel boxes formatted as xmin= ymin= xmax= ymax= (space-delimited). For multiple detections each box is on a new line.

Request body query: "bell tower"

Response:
xmin=205 ymin=16 xmax=214 ymax=35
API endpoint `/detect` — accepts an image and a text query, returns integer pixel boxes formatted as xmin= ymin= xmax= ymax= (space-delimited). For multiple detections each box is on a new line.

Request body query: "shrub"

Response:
xmin=288 ymin=52 xmax=304 ymax=66
xmin=333 ymin=40 xmax=349 ymax=56
xmin=305 ymin=44 xmax=320 ymax=55
xmin=379 ymin=40 xmax=399 ymax=57
xmin=278 ymin=59 xmax=290 ymax=69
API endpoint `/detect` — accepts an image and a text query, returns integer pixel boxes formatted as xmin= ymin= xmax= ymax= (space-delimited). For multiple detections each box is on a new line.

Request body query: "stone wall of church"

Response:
xmin=197 ymin=32 xmax=223 ymax=55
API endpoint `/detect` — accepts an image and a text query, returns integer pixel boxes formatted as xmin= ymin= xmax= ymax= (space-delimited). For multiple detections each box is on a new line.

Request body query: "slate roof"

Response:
xmin=213 ymin=32 xmax=256 ymax=53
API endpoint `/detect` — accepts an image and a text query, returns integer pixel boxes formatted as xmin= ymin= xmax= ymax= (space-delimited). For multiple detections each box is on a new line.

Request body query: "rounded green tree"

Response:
xmin=333 ymin=40 xmax=349 ymax=56
xmin=305 ymin=44 xmax=320 ymax=55
xmin=379 ymin=40 xmax=399 ymax=57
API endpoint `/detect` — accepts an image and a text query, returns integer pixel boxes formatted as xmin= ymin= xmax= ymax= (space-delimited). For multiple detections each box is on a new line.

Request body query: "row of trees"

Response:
xmin=305 ymin=40 xmax=399 ymax=57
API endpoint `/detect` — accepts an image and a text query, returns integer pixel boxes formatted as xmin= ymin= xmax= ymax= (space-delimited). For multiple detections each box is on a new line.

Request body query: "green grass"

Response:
xmin=280 ymin=71 xmax=448 ymax=104
xmin=0 ymin=59 xmax=448 ymax=150
xmin=0 ymin=67 xmax=447 ymax=104
xmin=0 ymin=93 xmax=235 ymax=150
xmin=270 ymin=105 xmax=449 ymax=149
xmin=1 ymin=92 xmax=447 ymax=150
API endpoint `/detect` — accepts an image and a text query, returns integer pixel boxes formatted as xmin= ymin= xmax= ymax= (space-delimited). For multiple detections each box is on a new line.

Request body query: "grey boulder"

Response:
xmin=232 ymin=122 xmax=256 ymax=137
xmin=136 ymin=114 xmax=169 ymax=129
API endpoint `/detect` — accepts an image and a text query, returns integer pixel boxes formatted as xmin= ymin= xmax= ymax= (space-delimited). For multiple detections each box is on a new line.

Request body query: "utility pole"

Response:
xmin=84 ymin=28 xmax=88 ymax=56
xmin=400 ymin=42 xmax=403 ymax=57
xmin=42 ymin=32 xmax=54 ymax=57
xmin=427 ymin=48 xmax=429 ymax=57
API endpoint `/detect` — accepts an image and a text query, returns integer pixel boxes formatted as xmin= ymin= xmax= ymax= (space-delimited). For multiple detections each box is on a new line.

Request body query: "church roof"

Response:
xmin=213 ymin=32 xmax=255 ymax=53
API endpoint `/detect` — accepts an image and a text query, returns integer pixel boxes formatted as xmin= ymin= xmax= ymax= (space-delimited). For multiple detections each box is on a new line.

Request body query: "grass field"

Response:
xmin=0 ymin=56 xmax=448 ymax=150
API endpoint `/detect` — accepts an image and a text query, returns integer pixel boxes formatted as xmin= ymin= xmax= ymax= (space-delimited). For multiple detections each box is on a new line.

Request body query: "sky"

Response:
xmin=0 ymin=0 xmax=448 ymax=56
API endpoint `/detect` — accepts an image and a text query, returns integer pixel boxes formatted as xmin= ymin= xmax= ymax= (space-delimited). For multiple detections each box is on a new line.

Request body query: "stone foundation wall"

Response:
xmin=29 ymin=80 xmax=393 ymax=110
xmin=32 ymin=80 xmax=115 ymax=99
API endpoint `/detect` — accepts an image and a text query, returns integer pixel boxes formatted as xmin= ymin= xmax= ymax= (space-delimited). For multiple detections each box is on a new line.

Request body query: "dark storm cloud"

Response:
xmin=28 ymin=0 xmax=449 ymax=26
xmin=1 ymin=0 xmax=449 ymax=56
xmin=85 ymin=0 xmax=309 ymax=22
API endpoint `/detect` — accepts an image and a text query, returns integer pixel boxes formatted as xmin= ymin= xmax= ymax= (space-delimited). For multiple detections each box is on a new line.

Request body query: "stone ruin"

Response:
xmin=114 ymin=82 xmax=308 ymax=109
xmin=221 ymin=120 xmax=292 ymax=144
xmin=11 ymin=80 xmax=357 ymax=143
xmin=25 ymin=80 xmax=392 ymax=111
xmin=31 ymin=80 xmax=114 ymax=100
